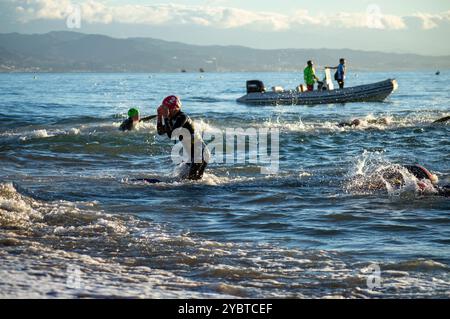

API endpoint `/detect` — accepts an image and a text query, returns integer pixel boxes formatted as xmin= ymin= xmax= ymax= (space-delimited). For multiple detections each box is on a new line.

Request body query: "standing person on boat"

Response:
xmin=326 ymin=58 xmax=346 ymax=89
xmin=156 ymin=95 xmax=209 ymax=180
xmin=303 ymin=60 xmax=320 ymax=91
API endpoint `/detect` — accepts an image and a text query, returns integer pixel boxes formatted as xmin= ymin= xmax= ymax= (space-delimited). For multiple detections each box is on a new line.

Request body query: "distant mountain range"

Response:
xmin=0 ymin=31 xmax=448 ymax=72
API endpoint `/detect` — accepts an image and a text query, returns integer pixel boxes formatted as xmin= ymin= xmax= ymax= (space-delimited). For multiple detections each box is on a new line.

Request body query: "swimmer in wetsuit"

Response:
xmin=156 ymin=95 xmax=209 ymax=180
xmin=337 ymin=118 xmax=389 ymax=128
xmin=361 ymin=164 xmax=449 ymax=196
xmin=402 ymin=164 xmax=449 ymax=196
xmin=120 ymin=108 xmax=157 ymax=131
xmin=338 ymin=115 xmax=448 ymax=128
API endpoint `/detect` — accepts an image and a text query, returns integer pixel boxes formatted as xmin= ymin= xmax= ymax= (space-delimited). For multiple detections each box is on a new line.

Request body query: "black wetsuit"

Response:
xmin=119 ymin=118 xmax=134 ymax=131
xmin=337 ymin=121 xmax=354 ymax=128
xmin=120 ymin=115 xmax=157 ymax=131
xmin=404 ymin=165 xmax=450 ymax=197
xmin=433 ymin=116 xmax=450 ymax=124
xmin=438 ymin=185 xmax=450 ymax=197
xmin=157 ymin=111 xmax=208 ymax=180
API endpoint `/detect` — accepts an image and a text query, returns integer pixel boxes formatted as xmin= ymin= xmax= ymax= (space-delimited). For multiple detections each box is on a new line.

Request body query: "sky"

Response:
xmin=1 ymin=0 xmax=449 ymax=55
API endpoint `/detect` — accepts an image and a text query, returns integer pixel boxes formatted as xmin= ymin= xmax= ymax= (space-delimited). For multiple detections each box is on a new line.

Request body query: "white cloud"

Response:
xmin=10 ymin=0 xmax=450 ymax=32
xmin=412 ymin=11 xmax=450 ymax=30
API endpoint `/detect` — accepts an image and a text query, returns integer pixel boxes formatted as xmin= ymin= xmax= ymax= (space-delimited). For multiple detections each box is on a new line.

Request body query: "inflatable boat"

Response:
xmin=236 ymin=78 xmax=398 ymax=105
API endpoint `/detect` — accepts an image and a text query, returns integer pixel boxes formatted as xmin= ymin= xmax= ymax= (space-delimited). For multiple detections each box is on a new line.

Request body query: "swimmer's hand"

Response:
xmin=157 ymin=105 xmax=166 ymax=121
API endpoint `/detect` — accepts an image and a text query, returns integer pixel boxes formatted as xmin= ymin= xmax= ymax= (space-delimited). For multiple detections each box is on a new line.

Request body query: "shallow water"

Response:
xmin=0 ymin=71 xmax=449 ymax=298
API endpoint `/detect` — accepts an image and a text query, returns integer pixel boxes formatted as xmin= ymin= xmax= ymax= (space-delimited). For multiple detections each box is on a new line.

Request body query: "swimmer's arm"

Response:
xmin=140 ymin=115 xmax=158 ymax=122
xmin=433 ymin=116 xmax=450 ymax=124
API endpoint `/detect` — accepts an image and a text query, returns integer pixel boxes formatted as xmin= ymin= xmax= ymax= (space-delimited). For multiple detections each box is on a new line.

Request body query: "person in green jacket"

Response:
xmin=303 ymin=60 xmax=320 ymax=91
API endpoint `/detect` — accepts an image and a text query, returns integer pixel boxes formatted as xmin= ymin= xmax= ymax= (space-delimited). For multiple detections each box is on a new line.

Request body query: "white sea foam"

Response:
xmin=1 ymin=182 xmax=449 ymax=298
xmin=1 ymin=127 xmax=83 ymax=141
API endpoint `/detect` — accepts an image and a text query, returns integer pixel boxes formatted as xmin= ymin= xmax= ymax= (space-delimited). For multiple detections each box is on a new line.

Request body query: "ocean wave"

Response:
xmin=122 ymin=166 xmax=312 ymax=189
xmin=184 ymin=96 xmax=230 ymax=103
xmin=1 ymin=182 xmax=449 ymax=298
xmin=383 ymin=259 xmax=449 ymax=272
xmin=2 ymin=112 xmax=446 ymax=145
xmin=0 ymin=121 xmax=158 ymax=143
xmin=234 ymin=113 xmax=450 ymax=134
xmin=0 ymin=182 xmax=228 ymax=298
xmin=123 ymin=172 xmax=268 ymax=188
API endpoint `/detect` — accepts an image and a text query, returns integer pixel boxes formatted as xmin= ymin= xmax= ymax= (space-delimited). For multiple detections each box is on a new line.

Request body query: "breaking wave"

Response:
xmin=1 ymin=182 xmax=449 ymax=298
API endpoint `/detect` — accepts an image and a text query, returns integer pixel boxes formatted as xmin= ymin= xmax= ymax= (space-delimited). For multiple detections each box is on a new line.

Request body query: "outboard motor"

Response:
xmin=246 ymin=80 xmax=265 ymax=94
xmin=317 ymin=81 xmax=324 ymax=91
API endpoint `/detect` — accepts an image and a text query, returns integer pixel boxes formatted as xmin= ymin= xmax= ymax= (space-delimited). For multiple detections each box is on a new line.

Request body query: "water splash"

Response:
xmin=343 ymin=151 xmax=438 ymax=197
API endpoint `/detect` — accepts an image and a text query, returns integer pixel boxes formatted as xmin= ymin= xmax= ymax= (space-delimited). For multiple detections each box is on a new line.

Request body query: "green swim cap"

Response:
xmin=128 ymin=108 xmax=139 ymax=118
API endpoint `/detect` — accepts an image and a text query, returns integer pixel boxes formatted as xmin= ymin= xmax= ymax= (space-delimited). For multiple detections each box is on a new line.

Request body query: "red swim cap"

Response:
xmin=162 ymin=95 xmax=182 ymax=110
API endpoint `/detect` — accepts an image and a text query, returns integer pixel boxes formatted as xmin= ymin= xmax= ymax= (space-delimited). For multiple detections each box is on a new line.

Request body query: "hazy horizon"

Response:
xmin=1 ymin=0 xmax=449 ymax=56
xmin=4 ymin=30 xmax=450 ymax=59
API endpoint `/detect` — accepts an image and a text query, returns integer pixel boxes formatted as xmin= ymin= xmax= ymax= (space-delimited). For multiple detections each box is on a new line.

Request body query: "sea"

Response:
xmin=0 ymin=71 xmax=449 ymax=298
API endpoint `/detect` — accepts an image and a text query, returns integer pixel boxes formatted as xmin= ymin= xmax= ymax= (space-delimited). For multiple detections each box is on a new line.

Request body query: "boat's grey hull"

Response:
xmin=236 ymin=79 xmax=398 ymax=105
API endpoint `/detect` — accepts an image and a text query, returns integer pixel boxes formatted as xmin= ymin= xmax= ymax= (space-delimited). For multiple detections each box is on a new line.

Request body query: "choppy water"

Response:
xmin=0 ymin=71 xmax=449 ymax=298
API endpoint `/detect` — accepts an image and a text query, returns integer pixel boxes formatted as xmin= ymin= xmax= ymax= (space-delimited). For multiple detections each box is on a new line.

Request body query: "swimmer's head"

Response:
xmin=351 ymin=119 xmax=361 ymax=126
xmin=128 ymin=108 xmax=140 ymax=121
xmin=162 ymin=95 xmax=182 ymax=118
